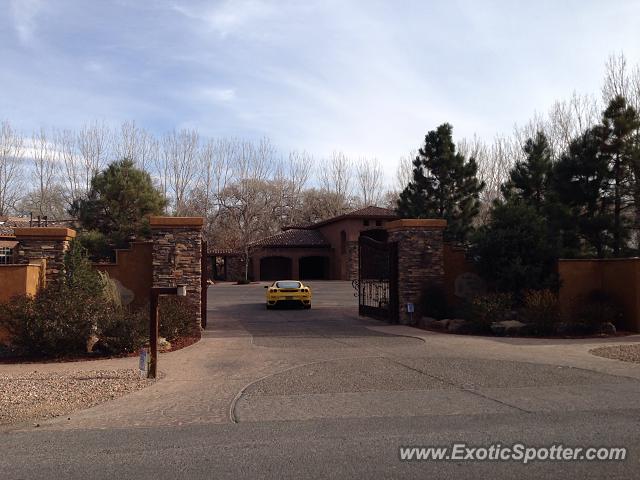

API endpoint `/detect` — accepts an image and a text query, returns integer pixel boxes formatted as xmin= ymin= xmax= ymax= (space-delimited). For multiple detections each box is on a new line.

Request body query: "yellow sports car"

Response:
xmin=265 ymin=280 xmax=312 ymax=309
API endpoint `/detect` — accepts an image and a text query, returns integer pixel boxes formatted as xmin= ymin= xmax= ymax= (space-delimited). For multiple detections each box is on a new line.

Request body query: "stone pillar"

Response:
xmin=14 ymin=227 xmax=76 ymax=284
xmin=387 ymin=219 xmax=446 ymax=324
xmin=346 ymin=241 xmax=359 ymax=281
xmin=150 ymin=217 xmax=204 ymax=328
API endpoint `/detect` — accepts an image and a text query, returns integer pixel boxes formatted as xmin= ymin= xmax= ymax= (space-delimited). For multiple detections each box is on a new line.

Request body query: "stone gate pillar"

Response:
xmin=149 ymin=216 xmax=204 ymax=328
xmin=14 ymin=227 xmax=76 ymax=284
xmin=387 ymin=219 xmax=446 ymax=324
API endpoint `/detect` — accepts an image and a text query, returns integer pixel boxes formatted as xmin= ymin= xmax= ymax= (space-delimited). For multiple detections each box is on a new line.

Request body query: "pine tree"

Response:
xmin=397 ymin=123 xmax=484 ymax=242
xmin=551 ymin=128 xmax=615 ymax=258
xmin=501 ymin=131 xmax=553 ymax=212
xmin=70 ymin=158 xmax=167 ymax=250
xmin=600 ymin=95 xmax=640 ymax=255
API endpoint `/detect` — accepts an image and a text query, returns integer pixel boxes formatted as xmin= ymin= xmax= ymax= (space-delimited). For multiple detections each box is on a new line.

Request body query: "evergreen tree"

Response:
xmin=551 ymin=128 xmax=615 ymax=258
xmin=397 ymin=123 xmax=484 ymax=242
xmin=70 ymin=159 xmax=167 ymax=251
xmin=600 ymin=95 xmax=639 ymax=255
xmin=501 ymin=131 xmax=553 ymax=212
xmin=471 ymin=201 xmax=559 ymax=293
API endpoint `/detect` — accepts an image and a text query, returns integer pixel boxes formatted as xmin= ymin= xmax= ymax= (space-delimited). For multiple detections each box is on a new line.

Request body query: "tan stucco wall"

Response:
xmin=558 ymin=258 xmax=640 ymax=332
xmin=95 ymin=242 xmax=153 ymax=308
xmin=0 ymin=263 xmax=44 ymax=343
xmin=0 ymin=263 xmax=44 ymax=303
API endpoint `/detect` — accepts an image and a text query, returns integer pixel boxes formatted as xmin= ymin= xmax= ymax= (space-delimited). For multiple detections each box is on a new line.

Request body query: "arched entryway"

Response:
xmin=360 ymin=228 xmax=388 ymax=242
xmin=259 ymin=256 xmax=293 ymax=280
xmin=299 ymin=256 xmax=330 ymax=280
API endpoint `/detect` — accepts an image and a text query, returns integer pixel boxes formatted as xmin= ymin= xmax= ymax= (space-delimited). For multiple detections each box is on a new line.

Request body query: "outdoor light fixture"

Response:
xmin=177 ymin=284 xmax=187 ymax=297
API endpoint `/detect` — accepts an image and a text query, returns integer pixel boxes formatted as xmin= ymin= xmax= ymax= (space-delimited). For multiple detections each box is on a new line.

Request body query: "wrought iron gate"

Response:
xmin=353 ymin=236 xmax=399 ymax=322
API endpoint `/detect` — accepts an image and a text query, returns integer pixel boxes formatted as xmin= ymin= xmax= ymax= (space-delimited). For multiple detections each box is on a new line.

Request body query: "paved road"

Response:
xmin=2 ymin=281 xmax=640 ymax=479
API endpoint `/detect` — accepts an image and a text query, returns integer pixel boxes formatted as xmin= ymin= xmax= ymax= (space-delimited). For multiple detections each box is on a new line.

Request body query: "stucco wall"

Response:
xmin=558 ymin=258 xmax=640 ymax=332
xmin=0 ymin=262 xmax=44 ymax=303
xmin=95 ymin=242 xmax=153 ymax=308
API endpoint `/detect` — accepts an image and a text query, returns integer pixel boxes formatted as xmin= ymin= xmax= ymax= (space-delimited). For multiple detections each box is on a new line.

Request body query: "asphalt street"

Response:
xmin=2 ymin=281 xmax=640 ymax=479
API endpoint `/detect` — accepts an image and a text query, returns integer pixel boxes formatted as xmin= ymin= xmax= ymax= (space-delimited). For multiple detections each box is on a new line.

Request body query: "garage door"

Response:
xmin=260 ymin=256 xmax=293 ymax=280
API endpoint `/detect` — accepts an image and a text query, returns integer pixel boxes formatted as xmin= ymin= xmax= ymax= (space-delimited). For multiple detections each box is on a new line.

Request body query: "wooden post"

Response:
xmin=148 ymin=286 xmax=184 ymax=379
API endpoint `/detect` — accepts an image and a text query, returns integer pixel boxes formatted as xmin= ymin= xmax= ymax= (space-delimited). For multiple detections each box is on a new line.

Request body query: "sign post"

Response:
xmin=407 ymin=302 xmax=415 ymax=324
xmin=148 ymin=285 xmax=187 ymax=379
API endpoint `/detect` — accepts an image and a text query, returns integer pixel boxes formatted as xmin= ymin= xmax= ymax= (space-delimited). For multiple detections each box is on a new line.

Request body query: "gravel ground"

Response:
xmin=0 ymin=369 xmax=154 ymax=425
xmin=590 ymin=344 xmax=640 ymax=363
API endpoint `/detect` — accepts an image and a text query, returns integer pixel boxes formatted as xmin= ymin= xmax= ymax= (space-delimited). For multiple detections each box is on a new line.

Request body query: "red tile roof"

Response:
xmin=250 ymin=229 xmax=330 ymax=248
xmin=282 ymin=206 xmax=397 ymax=231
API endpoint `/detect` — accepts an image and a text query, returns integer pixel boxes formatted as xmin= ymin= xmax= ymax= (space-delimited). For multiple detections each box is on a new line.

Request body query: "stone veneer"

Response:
xmin=346 ymin=240 xmax=359 ymax=281
xmin=13 ymin=227 xmax=76 ymax=284
xmin=150 ymin=216 xmax=204 ymax=328
xmin=387 ymin=219 xmax=446 ymax=324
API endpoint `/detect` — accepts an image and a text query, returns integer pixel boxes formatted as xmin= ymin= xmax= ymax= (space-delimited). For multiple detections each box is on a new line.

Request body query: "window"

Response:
xmin=340 ymin=230 xmax=347 ymax=254
xmin=363 ymin=220 xmax=370 ymax=226
xmin=0 ymin=247 xmax=12 ymax=265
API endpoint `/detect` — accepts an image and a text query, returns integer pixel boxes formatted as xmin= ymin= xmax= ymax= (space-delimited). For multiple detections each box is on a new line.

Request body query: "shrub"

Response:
xmin=520 ymin=289 xmax=561 ymax=335
xmin=94 ymin=307 xmax=147 ymax=355
xmin=158 ymin=296 xmax=199 ymax=341
xmin=420 ymin=283 xmax=449 ymax=320
xmin=0 ymin=284 xmax=99 ymax=357
xmin=468 ymin=292 xmax=513 ymax=330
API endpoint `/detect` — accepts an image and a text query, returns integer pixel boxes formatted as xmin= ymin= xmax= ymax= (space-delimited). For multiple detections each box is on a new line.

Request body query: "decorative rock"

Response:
xmin=599 ymin=322 xmax=617 ymax=335
xmin=491 ymin=320 xmax=526 ymax=336
xmin=158 ymin=337 xmax=172 ymax=352
xmin=447 ymin=319 xmax=468 ymax=333
xmin=429 ymin=319 xmax=450 ymax=330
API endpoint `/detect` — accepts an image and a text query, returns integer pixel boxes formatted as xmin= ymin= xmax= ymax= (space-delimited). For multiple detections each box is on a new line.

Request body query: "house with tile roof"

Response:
xmin=208 ymin=206 xmax=398 ymax=281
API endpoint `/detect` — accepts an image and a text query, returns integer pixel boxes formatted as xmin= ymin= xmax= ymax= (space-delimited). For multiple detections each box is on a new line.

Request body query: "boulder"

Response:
xmin=158 ymin=337 xmax=172 ymax=352
xmin=599 ymin=322 xmax=617 ymax=335
xmin=491 ymin=320 xmax=526 ymax=336
xmin=418 ymin=316 xmax=438 ymax=329
xmin=447 ymin=319 xmax=469 ymax=333
xmin=429 ymin=319 xmax=451 ymax=330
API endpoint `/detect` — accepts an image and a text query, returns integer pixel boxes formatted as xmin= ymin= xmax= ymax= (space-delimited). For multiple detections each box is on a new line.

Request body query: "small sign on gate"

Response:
xmin=407 ymin=303 xmax=415 ymax=313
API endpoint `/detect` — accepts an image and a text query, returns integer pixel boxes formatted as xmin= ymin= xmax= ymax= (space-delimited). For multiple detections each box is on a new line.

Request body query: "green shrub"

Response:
xmin=95 ymin=307 xmax=147 ymax=355
xmin=0 ymin=284 xmax=99 ymax=357
xmin=420 ymin=283 xmax=449 ymax=320
xmin=469 ymin=292 xmax=513 ymax=330
xmin=158 ymin=296 xmax=199 ymax=341
xmin=520 ymin=289 xmax=561 ymax=335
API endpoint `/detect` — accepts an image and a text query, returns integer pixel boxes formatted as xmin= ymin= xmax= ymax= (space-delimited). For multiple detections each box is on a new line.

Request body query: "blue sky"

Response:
xmin=2 ymin=0 xmax=640 ymax=175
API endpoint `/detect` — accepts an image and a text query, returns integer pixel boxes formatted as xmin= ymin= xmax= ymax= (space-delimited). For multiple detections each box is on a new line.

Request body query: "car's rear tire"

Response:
xmin=266 ymin=304 xmax=273 ymax=310
xmin=304 ymin=304 xmax=311 ymax=309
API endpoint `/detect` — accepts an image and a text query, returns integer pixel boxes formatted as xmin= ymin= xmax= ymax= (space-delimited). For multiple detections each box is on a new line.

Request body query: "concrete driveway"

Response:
xmin=3 ymin=281 xmax=640 ymax=479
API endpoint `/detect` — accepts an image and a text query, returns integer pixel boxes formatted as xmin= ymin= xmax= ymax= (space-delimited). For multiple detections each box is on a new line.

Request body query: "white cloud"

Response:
xmin=172 ymin=0 xmax=276 ymax=38
xmin=200 ymin=87 xmax=237 ymax=103
xmin=10 ymin=0 xmax=44 ymax=46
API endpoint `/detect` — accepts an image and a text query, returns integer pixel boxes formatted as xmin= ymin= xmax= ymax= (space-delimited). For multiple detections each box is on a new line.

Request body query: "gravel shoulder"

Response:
xmin=590 ymin=344 xmax=640 ymax=363
xmin=0 ymin=369 xmax=154 ymax=425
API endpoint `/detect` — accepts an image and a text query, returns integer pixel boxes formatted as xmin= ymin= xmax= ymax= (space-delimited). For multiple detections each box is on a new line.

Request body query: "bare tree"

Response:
xmin=318 ymin=151 xmax=353 ymax=215
xmin=114 ymin=120 xmax=158 ymax=172
xmin=0 ymin=121 xmax=24 ymax=216
xmin=355 ymin=157 xmax=384 ymax=207
xmin=77 ymin=120 xmax=111 ymax=192
xmin=602 ymin=52 xmax=631 ymax=104
xmin=29 ymin=127 xmax=59 ymax=217
xmin=161 ymin=129 xmax=200 ymax=215
xmin=54 ymin=128 xmax=84 ymax=209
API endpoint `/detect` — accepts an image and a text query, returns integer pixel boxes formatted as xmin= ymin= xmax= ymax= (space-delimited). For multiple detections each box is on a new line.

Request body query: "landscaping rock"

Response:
xmin=555 ymin=322 xmax=573 ymax=335
xmin=429 ymin=319 xmax=450 ymax=330
xmin=418 ymin=316 xmax=437 ymax=328
xmin=447 ymin=319 xmax=468 ymax=333
xmin=491 ymin=320 xmax=526 ymax=336
xmin=158 ymin=337 xmax=172 ymax=352
xmin=599 ymin=322 xmax=617 ymax=335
